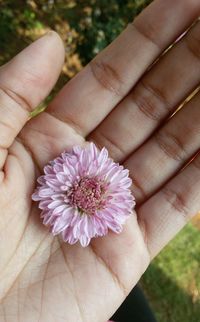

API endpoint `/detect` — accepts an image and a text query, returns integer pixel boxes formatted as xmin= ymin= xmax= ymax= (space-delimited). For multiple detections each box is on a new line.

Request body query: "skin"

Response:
xmin=0 ymin=0 xmax=200 ymax=320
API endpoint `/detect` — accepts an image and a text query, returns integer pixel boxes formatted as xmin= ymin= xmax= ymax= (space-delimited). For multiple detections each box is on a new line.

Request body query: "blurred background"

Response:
xmin=0 ymin=1 xmax=200 ymax=321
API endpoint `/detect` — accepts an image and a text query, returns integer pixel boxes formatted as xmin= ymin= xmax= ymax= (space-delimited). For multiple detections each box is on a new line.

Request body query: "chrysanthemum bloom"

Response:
xmin=32 ymin=143 xmax=135 ymax=247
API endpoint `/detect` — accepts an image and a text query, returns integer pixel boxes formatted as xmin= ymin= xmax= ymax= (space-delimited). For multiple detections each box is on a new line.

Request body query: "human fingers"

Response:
xmin=90 ymin=20 xmax=200 ymax=161
xmin=47 ymin=0 xmax=200 ymax=137
xmin=138 ymin=151 xmax=200 ymax=258
xmin=124 ymin=91 xmax=200 ymax=204
xmin=0 ymin=32 xmax=64 ymax=169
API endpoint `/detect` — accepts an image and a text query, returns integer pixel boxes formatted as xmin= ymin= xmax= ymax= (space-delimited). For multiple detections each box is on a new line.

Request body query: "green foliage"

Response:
xmin=142 ymin=224 xmax=200 ymax=322
xmin=62 ymin=0 xmax=152 ymax=63
xmin=0 ymin=7 xmax=16 ymax=46
xmin=22 ymin=9 xmax=43 ymax=29
xmin=0 ymin=2 xmax=44 ymax=63
xmin=0 ymin=0 xmax=152 ymax=64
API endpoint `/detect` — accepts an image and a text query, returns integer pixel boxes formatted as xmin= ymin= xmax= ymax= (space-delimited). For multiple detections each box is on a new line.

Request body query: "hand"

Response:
xmin=0 ymin=0 xmax=200 ymax=321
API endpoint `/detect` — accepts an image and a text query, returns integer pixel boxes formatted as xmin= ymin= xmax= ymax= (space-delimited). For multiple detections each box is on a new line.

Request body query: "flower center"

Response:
xmin=67 ymin=177 xmax=108 ymax=215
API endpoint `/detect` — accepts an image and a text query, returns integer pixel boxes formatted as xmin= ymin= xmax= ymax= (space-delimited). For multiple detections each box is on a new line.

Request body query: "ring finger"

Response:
xmin=125 ymin=89 xmax=200 ymax=204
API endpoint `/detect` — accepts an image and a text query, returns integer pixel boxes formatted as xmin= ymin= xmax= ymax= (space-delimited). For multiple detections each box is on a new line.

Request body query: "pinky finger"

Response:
xmin=138 ymin=152 xmax=200 ymax=258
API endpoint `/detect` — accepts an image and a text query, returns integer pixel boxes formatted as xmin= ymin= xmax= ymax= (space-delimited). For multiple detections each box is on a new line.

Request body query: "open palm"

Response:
xmin=1 ymin=1 xmax=200 ymax=321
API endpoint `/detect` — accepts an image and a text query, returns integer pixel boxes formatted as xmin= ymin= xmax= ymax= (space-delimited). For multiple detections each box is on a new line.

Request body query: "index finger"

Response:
xmin=47 ymin=0 xmax=200 ymax=137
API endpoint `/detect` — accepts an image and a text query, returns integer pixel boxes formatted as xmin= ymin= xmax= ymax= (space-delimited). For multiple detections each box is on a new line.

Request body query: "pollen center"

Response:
xmin=68 ymin=177 xmax=108 ymax=215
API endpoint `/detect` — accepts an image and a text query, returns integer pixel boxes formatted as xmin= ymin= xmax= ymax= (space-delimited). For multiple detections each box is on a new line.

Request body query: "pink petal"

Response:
xmin=52 ymin=217 xmax=70 ymax=235
xmin=48 ymin=200 xmax=63 ymax=209
xmin=52 ymin=204 xmax=67 ymax=215
xmin=44 ymin=165 xmax=54 ymax=175
xmin=80 ymin=235 xmax=91 ymax=247
xmin=32 ymin=143 xmax=135 ymax=247
xmin=39 ymin=188 xmax=54 ymax=198
xmin=32 ymin=191 xmax=41 ymax=201
xmin=62 ymin=228 xmax=78 ymax=245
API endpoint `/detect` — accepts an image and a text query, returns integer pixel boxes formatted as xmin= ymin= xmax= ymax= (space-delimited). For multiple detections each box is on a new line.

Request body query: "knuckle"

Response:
xmin=0 ymin=103 xmax=20 ymax=150
xmin=130 ymin=173 xmax=147 ymax=205
xmin=138 ymin=215 xmax=148 ymax=246
xmin=0 ymin=118 xmax=16 ymax=142
xmin=162 ymin=186 xmax=189 ymax=220
xmin=132 ymin=21 xmax=161 ymax=49
xmin=155 ymin=129 xmax=187 ymax=162
xmin=0 ymin=86 xmax=32 ymax=112
xmin=186 ymin=23 xmax=200 ymax=61
xmin=137 ymin=216 xmax=152 ymax=262
xmin=91 ymin=130 xmax=125 ymax=161
xmin=193 ymin=153 xmax=200 ymax=170
xmin=133 ymin=80 xmax=170 ymax=122
xmin=89 ymin=59 xmax=124 ymax=97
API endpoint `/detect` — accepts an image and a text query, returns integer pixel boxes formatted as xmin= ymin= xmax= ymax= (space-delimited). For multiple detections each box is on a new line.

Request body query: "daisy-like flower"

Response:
xmin=32 ymin=143 xmax=135 ymax=247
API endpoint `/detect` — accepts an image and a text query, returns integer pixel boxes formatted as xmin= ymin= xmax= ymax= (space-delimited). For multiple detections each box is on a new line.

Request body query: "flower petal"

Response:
xmin=32 ymin=143 xmax=135 ymax=247
xmin=80 ymin=235 xmax=91 ymax=247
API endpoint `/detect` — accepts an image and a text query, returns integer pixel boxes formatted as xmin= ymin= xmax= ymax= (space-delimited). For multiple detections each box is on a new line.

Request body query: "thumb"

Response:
xmin=0 ymin=31 xmax=65 ymax=168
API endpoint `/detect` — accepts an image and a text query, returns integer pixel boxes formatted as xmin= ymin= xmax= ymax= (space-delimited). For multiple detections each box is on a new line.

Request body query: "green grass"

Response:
xmin=142 ymin=223 xmax=200 ymax=322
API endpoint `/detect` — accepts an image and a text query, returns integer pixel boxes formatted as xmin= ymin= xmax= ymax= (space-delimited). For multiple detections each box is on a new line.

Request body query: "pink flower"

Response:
xmin=32 ymin=143 xmax=135 ymax=247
